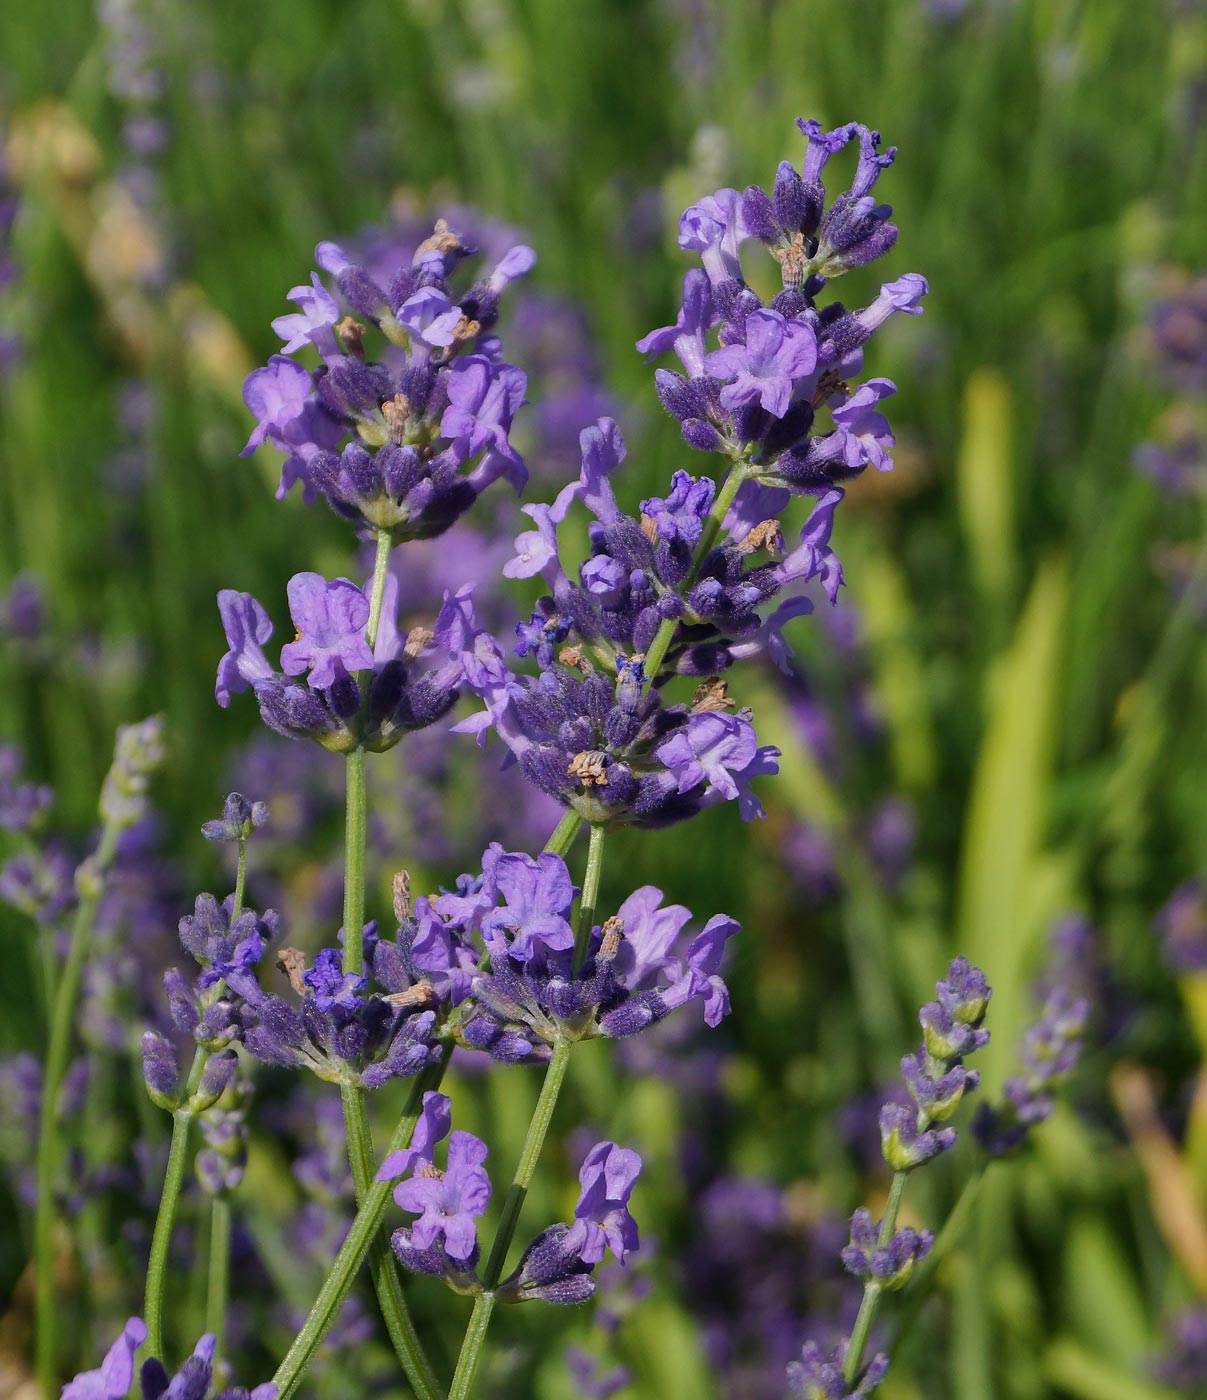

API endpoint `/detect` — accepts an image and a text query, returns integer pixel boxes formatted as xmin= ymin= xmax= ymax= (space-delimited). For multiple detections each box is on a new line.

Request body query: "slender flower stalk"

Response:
xmin=205 ymin=1196 xmax=231 ymax=1357
xmin=271 ymin=1055 xmax=449 ymax=1400
xmin=571 ymin=824 xmax=606 ymax=972
xmin=447 ymin=1034 xmax=575 ymax=1400
xmin=35 ymin=820 xmax=122 ymax=1397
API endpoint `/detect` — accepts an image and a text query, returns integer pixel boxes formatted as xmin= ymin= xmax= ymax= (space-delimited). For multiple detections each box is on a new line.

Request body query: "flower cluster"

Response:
xmin=377 ymin=1093 xmax=642 ymax=1303
xmin=241 ymin=937 xmax=441 ymax=1090
xmin=973 ymin=988 xmax=1088 ymax=1156
xmin=216 ymin=571 xmax=463 ymax=752
xmin=840 ymin=1208 xmax=932 ymax=1291
xmin=242 ymin=222 xmax=534 ymax=540
xmin=447 ymin=574 xmax=781 ymax=830
xmin=644 ymin=119 xmax=925 ymax=501
xmin=62 ymin=1318 xmax=275 ymax=1400
xmin=0 ymin=743 xmax=52 ymax=833
xmin=201 ymin=791 xmax=269 ymax=844
xmin=880 ymin=958 xmax=991 ymax=1171
xmin=787 ymin=1341 xmax=887 ymax=1399
xmin=459 ymin=855 xmax=738 ymax=1061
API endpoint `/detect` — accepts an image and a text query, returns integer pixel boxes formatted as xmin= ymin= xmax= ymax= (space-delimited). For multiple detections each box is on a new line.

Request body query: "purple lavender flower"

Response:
xmin=1153 ymin=1307 xmax=1207 ymax=1390
xmin=459 ymin=853 xmax=740 ymax=1062
xmin=704 ymin=309 xmax=818 ymax=417
xmin=178 ymin=892 xmax=277 ymax=999
xmin=60 ymin=1316 xmax=146 ymax=1400
xmin=840 ymin=1208 xmax=932 ymax=1290
xmin=272 ymin=273 xmax=341 ymax=355
xmin=279 ymin=574 xmax=375 ymax=690
xmin=303 ymin=947 xmax=367 ymax=1013
xmin=392 ymin=1130 xmax=491 ymax=1262
xmin=566 ymin=1348 xmax=631 ymax=1399
xmin=376 ymin=1090 xmax=453 ymax=1181
xmin=563 ymin=1141 xmax=642 ymax=1264
xmin=480 ymin=849 xmax=576 ymax=960
xmin=641 ymin=470 xmax=716 ymax=545
xmin=880 ymin=958 xmax=991 ymax=1172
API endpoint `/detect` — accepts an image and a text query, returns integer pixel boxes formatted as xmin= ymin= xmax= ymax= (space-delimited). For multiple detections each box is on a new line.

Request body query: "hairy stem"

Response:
xmin=271 ymin=1057 xmax=447 ymax=1400
xmin=205 ymin=1196 xmax=231 ymax=1360
xmin=144 ymin=1110 xmax=193 ymax=1361
xmin=448 ymin=1035 xmax=575 ymax=1400
xmin=844 ymin=1170 xmax=908 ymax=1385
xmin=339 ymin=746 xmax=442 ymax=1400
xmin=571 ymin=823 xmax=606 ymax=973
xmin=35 ymin=822 xmax=121 ymax=1398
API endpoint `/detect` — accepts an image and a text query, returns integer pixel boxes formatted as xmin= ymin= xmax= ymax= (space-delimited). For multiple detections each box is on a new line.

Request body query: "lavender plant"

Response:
xmin=40 ymin=113 xmax=1077 ymax=1400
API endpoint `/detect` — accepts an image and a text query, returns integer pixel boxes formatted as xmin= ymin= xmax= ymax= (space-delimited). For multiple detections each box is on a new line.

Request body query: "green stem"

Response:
xmin=889 ymin=1162 xmax=989 ymax=1350
xmin=366 ymin=528 xmax=393 ymax=653
xmin=232 ymin=838 xmax=247 ymax=917
xmin=338 ymin=745 xmax=442 ymax=1399
xmin=271 ymin=1058 xmax=447 ymax=1400
xmin=206 ymin=1196 xmax=231 ymax=1359
xmin=571 ymin=824 xmax=606 ymax=974
xmin=144 ymin=1110 xmax=194 ymax=1361
xmin=640 ymin=462 xmax=749 ymax=683
xmin=542 ymin=809 xmax=584 ymax=859
xmin=448 ymin=1035 xmax=575 ymax=1400
xmin=844 ymin=1170 xmax=908 ymax=1385
xmin=34 ymin=822 xmax=121 ymax=1398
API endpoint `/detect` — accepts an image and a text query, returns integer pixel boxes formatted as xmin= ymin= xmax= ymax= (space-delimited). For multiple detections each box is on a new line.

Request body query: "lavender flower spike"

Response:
xmin=787 ymin=1340 xmax=888 ymax=1399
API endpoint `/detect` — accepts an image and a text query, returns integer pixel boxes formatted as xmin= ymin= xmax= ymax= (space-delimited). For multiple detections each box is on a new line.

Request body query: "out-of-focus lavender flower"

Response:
xmin=0 ymin=744 xmax=52 ymax=832
xmin=99 ymin=716 xmax=165 ymax=830
xmin=201 ymin=791 xmax=270 ymax=844
xmin=0 ymin=843 xmax=75 ymax=924
xmin=566 ymin=1347 xmax=631 ymax=1399
xmin=1153 ymin=1307 xmax=1207 ymax=1391
xmin=787 ymin=1340 xmax=888 ymax=1398
xmin=840 ymin=1208 xmax=932 ymax=1290
xmin=1154 ymin=880 xmax=1207 ymax=973
xmin=196 ymin=1078 xmax=252 ymax=1195
xmin=457 ymin=847 xmax=740 ymax=1063
xmin=1148 ymin=271 xmax=1207 ymax=393
xmin=1134 ymin=433 xmax=1205 ymax=497
xmin=0 ymin=573 xmax=46 ymax=641
xmin=973 ymin=988 xmax=1088 ymax=1156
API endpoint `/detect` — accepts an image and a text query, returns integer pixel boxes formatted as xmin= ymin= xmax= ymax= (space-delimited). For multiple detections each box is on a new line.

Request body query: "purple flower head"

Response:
xmin=272 ymin=273 xmax=340 ymax=356
xmin=641 ymin=471 xmax=716 ymax=546
xmin=679 ymin=188 xmax=749 ymax=286
xmin=61 ymin=1317 xmax=146 ymax=1400
xmin=563 ymin=1141 xmax=642 ymax=1264
xmin=655 ymin=711 xmax=775 ymax=815
xmin=303 ymin=948 xmax=367 ymax=1014
xmin=241 ymin=356 xmax=313 ymax=455
xmin=504 ymin=480 xmax=583 ymax=587
xmin=827 ymin=378 xmax=897 ymax=472
xmin=392 ymin=1129 xmax=491 ymax=1262
xmin=853 ymin=274 xmax=928 ymax=337
xmin=279 ymin=573 xmax=374 ymax=691
xmin=215 ymin=591 xmax=275 ymax=707
xmin=704 ymin=309 xmax=818 ymax=418
xmin=841 ymin=1207 xmax=933 ymax=1290
xmin=481 ymin=849 xmax=576 ymax=961
xmin=878 ymin=1102 xmax=956 ymax=1171
xmin=376 ymin=1091 xmax=453 ymax=1181
xmin=787 ymin=1340 xmax=888 ymax=1399
xmin=1154 ymin=1308 xmax=1207 ymax=1390
xmin=566 ymin=1349 xmax=631 ymax=1399
xmin=178 ymin=892 xmax=277 ymax=999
